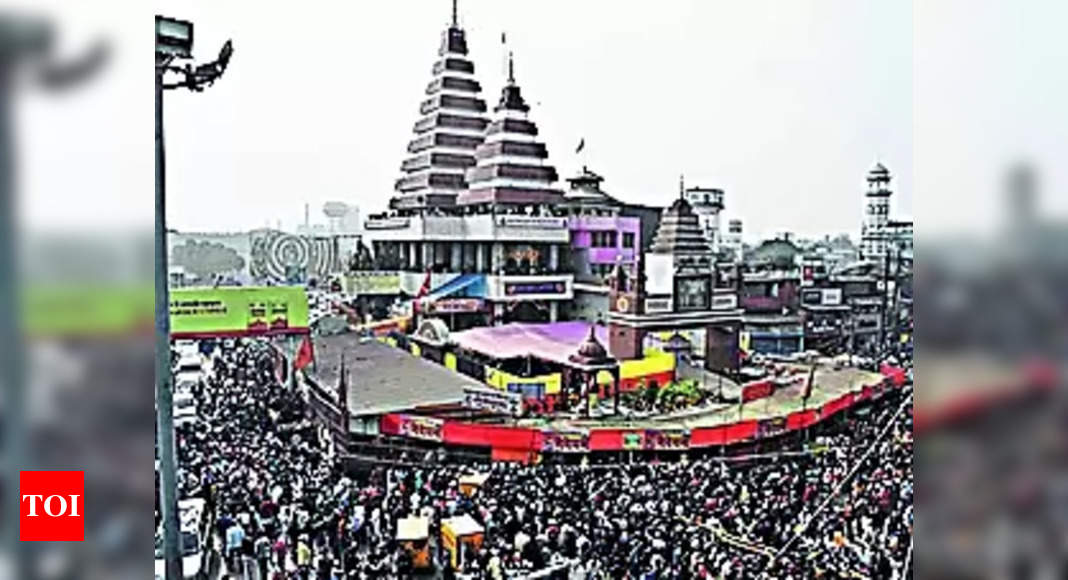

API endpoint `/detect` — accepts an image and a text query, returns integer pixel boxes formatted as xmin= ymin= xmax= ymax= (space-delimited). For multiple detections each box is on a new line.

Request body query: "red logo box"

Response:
xmin=20 ymin=471 xmax=84 ymax=541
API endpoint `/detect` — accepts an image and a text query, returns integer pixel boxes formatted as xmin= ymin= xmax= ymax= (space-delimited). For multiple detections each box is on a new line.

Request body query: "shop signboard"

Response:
xmin=504 ymin=281 xmax=567 ymax=296
xmin=541 ymin=430 xmax=590 ymax=453
xmin=463 ymin=387 xmax=522 ymax=416
xmin=398 ymin=415 xmax=444 ymax=442
xmin=429 ymin=298 xmax=485 ymax=314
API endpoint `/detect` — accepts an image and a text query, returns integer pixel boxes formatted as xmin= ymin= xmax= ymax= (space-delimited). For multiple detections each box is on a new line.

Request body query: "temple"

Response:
xmin=366 ymin=4 xmax=573 ymax=327
xmin=607 ymin=184 xmax=743 ymax=374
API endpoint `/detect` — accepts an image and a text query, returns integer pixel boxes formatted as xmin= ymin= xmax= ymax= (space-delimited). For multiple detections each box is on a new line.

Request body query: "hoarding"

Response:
xmin=344 ymin=272 xmax=401 ymax=295
xmin=169 ymin=286 xmax=309 ymax=338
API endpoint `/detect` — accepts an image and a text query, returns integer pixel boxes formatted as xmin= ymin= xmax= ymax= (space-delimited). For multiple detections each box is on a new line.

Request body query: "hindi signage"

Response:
xmin=428 ymin=298 xmax=485 ymax=314
xmin=463 ymin=387 xmax=522 ymax=416
xmin=644 ymin=297 xmax=673 ymax=314
xmin=169 ymin=286 xmax=310 ymax=338
xmin=495 ymin=216 xmax=567 ymax=229
xmin=643 ymin=428 xmax=690 ymax=450
xmin=541 ymin=430 xmax=590 ymax=453
xmin=398 ymin=415 xmax=444 ymax=442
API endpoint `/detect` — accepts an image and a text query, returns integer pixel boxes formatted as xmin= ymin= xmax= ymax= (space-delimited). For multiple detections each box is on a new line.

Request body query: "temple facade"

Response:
xmin=365 ymin=5 xmax=573 ymax=326
xmin=606 ymin=184 xmax=743 ymax=375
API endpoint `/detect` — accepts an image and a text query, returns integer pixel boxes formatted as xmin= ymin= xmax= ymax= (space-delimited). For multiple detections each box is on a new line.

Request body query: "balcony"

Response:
xmin=362 ymin=214 xmax=569 ymax=243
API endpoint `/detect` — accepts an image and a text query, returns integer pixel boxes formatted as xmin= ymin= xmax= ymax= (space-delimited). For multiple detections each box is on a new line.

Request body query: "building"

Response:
xmin=607 ymin=190 xmax=743 ymax=375
xmin=739 ymin=238 xmax=804 ymax=355
xmin=558 ymin=167 xmax=643 ymax=321
xmin=860 ymin=163 xmax=912 ymax=264
xmin=364 ymin=8 xmax=573 ymax=326
xmin=683 ymin=185 xmax=725 ymax=252
xmin=722 ymin=218 xmax=744 ymax=263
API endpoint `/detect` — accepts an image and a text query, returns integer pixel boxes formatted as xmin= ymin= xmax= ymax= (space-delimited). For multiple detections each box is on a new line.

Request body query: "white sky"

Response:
xmin=24 ymin=1 xmax=1066 ymax=243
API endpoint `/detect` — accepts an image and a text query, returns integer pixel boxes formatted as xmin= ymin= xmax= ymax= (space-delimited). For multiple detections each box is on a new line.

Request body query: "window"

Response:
xmin=623 ymin=232 xmax=636 ymax=249
xmin=592 ymin=231 xmax=618 ymax=248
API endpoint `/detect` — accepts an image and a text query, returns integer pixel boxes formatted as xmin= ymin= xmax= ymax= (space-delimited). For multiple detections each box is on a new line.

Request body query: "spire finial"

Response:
xmin=507 ymin=50 xmax=515 ymax=84
xmin=451 ymin=0 xmax=458 ymax=27
xmin=679 ymin=174 xmax=685 ymax=199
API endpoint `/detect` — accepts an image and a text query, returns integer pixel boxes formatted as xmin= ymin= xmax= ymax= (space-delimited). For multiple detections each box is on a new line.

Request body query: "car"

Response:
xmin=173 ymin=392 xmax=197 ymax=427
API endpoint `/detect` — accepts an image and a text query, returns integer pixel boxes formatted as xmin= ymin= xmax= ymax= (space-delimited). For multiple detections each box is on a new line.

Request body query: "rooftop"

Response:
xmin=310 ymin=334 xmax=482 ymax=416
xmin=452 ymin=321 xmax=610 ymax=366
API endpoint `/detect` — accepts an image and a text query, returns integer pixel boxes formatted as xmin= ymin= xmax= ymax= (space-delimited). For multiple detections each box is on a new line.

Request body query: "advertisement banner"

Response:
xmin=169 ymin=286 xmax=309 ymax=338
xmin=541 ymin=430 xmax=590 ymax=453
xmin=344 ymin=272 xmax=401 ymax=295
xmin=398 ymin=415 xmax=445 ymax=442
xmin=643 ymin=428 xmax=690 ymax=450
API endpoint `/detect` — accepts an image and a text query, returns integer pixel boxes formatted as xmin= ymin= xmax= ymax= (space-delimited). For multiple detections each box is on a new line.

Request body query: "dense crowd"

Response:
xmin=163 ymin=337 xmax=912 ymax=579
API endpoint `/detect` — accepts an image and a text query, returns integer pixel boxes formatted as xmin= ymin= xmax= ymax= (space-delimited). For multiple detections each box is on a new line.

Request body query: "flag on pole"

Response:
xmin=293 ymin=334 xmax=315 ymax=371
xmin=575 ymin=138 xmax=585 ymax=154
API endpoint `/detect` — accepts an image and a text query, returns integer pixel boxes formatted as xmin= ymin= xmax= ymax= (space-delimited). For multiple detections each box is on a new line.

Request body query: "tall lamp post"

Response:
xmin=155 ymin=16 xmax=232 ymax=580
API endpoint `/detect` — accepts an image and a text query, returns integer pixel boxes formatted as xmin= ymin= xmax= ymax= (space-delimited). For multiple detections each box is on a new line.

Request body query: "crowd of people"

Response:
xmin=162 ymin=337 xmax=912 ymax=579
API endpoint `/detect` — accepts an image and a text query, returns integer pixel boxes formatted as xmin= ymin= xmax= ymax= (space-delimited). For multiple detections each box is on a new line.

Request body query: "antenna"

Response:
xmin=679 ymin=174 xmax=685 ymax=199
xmin=508 ymin=50 xmax=515 ymax=84
xmin=452 ymin=0 xmax=458 ymax=27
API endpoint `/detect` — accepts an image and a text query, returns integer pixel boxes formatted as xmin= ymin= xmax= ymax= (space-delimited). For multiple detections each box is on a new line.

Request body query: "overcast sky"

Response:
xmin=128 ymin=0 xmax=911 ymax=241
xmin=35 ymin=0 xmax=1068 ymax=243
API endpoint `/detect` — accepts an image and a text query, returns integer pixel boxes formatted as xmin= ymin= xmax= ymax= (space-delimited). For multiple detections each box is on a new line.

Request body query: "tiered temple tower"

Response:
xmin=365 ymin=6 xmax=574 ymax=327
xmin=461 ymin=53 xmax=564 ymax=209
xmin=392 ymin=4 xmax=490 ymax=213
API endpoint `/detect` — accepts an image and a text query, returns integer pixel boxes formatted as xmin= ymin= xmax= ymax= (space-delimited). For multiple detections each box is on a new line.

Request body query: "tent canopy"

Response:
xmin=451 ymin=321 xmax=609 ymax=367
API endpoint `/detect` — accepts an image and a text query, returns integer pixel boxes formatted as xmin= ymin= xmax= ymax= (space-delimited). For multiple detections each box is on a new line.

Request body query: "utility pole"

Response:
xmin=156 ymin=16 xmax=232 ymax=579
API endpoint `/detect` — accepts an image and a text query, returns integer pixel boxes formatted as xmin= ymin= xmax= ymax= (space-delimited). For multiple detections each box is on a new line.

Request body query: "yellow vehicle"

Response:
xmin=440 ymin=514 xmax=484 ymax=571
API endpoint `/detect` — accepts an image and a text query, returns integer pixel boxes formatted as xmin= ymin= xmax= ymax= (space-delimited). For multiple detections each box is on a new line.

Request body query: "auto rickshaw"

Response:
xmin=440 ymin=514 xmax=484 ymax=571
xmin=395 ymin=516 xmax=431 ymax=570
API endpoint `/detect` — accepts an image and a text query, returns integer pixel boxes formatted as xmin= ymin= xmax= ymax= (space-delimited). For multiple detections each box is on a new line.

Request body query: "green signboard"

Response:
xmin=170 ymin=286 xmax=309 ymax=338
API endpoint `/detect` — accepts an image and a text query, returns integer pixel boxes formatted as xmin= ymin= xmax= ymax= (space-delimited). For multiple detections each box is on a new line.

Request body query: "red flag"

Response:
xmin=416 ymin=267 xmax=432 ymax=298
xmin=293 ymin=335 xmax=315 ymax=371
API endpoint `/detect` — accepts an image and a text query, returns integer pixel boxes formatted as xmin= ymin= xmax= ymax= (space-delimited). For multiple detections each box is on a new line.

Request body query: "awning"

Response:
xmin=428 ymin=274 xmax=485 ymax=300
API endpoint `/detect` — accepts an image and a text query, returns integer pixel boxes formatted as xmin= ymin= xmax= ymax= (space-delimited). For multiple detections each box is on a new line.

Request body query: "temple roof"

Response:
xmin=649 ymin=191 xmax=715 ymax=257
xmin=389 ymin=2 xmax=489 ymax=211
xmin=563 ymin=166 xmax=621 ymax=206
xmin=461 ymin=50 xmax=562 ymax=206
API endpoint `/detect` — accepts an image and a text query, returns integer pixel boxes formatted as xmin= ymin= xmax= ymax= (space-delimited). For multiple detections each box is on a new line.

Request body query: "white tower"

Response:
xmin=861 ymin=163 xmax=892 ymax=261
xmin=683 ymin=185 xmax=725 ymax=251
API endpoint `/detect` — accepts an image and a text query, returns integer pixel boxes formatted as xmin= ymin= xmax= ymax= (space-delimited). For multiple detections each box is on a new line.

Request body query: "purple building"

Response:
xmin=562 ymin=167 xmax=641 ymax=285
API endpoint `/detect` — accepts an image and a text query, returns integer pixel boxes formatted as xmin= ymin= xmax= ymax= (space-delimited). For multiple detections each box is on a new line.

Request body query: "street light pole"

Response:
xmin=155 ymin=16 xmax=232 ymax=579
xmin=154 ymin=56 xmax=183 ymax=580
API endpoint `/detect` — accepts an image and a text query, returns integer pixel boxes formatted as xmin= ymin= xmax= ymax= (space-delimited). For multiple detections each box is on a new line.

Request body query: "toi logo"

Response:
xmin=20 ymin=471 xmax=84 ymax=541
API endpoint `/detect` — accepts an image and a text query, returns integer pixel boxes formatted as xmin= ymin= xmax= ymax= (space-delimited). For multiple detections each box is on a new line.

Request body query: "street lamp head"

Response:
xmin=155 ymin=15 xmax=193 ymax=58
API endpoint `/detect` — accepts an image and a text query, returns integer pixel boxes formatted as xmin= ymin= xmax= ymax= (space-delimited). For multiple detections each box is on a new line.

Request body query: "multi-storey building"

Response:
xmin=860 ymin=163 xmax=912 ymax=264
xmin=364 ymin=8 xmax=573 ymax=327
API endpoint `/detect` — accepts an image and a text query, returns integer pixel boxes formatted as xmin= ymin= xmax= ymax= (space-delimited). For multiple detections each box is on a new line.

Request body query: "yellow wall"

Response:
xmin=485 ymin=366 xmax=563 ymax=395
